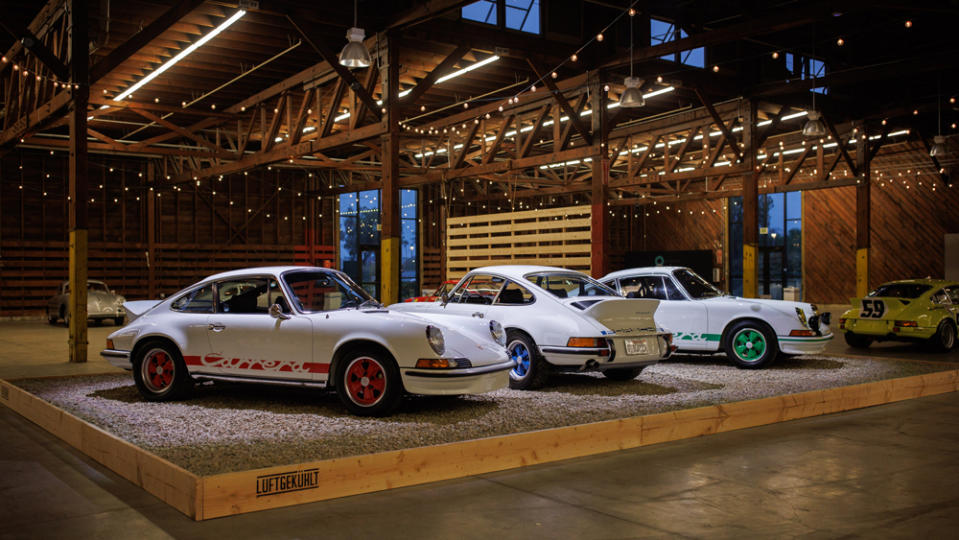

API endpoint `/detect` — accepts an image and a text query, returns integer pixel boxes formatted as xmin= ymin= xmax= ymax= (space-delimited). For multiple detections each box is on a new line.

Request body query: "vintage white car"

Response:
xmin=390 ymin=265 xmax=673 ymax=389
xmin=100 ymin=266 xmax=512 ymax=416
xmin=601 ymin=267 xmax=832 ymax=368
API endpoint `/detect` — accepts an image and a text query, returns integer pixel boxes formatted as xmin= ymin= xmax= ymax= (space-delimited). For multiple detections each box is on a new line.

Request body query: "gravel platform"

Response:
xmin=10 ymin=354 xmax=953 ymax=476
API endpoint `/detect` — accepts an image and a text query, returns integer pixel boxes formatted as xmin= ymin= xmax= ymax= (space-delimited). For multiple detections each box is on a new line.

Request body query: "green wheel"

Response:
xmin=723 ymin=320 xmax=778 ymax=369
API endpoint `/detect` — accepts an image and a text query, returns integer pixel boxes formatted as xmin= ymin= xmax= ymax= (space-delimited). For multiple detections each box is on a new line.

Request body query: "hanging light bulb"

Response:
xmin=802 ymin=111 xmax=827 ymax=137
xmin=931 ymin=79 xmax=947 ymax=158
xmin=339 ymin=0 xmax=371 ymax=68
xmin=619 ymin=10 xmax=645 ymax=108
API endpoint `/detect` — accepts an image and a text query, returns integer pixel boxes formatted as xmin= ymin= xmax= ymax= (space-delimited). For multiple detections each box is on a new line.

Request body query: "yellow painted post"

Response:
xmin=743 ymin=244 xmax=758 ymax=298
xmin=379 ymin=32 xmax=400 ymax=305
xmin=856 ymin=248 xmax=869 ymax=298
xmin=742 ymin=100 xmax=759 ymax=298
xmin=380 ymin=237 xmax=400 ymax=305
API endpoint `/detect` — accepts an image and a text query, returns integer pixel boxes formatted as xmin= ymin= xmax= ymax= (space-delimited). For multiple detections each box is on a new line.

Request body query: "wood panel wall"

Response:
xmin=0 ymin=150 xmax=334 ymax=316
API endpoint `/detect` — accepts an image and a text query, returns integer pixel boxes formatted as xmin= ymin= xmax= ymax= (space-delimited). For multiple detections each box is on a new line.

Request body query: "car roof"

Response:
xmin=468 ymin=265 xmax=590 ymax=280
xmin=876 ymin=278 xmax=959 ymax=288
xmin=601 ymin=267 xmax=687 ymax=281
xmin=203 ymin=266 xmax=332 ymax=281
xmin=60 ymin=279 xmax=107 ymax=286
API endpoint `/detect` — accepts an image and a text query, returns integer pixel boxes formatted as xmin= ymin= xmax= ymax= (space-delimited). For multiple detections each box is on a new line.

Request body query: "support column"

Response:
xmin=589 ymin=76 xmax=609 ymax=278
xmin=380 ymin=34 xmax=400 ymax=304
xmin=68 ymin=0 xmax=89 ymax=362
xmin=855 ymin=122 xmax=871 ymax=298
xmin=741 ymin=99 xmax=759 ymax=298
xmin=146 ymin=164 xmax=157 ymax=298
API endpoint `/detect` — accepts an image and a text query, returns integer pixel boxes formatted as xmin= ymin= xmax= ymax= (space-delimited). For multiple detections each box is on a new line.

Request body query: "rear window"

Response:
xmin=868 ymin=283 xmax=931 ymax=299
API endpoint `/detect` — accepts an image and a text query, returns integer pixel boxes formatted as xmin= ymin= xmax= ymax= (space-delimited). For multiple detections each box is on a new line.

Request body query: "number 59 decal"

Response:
xmin=860 ymin=299 xmax=886 ymax=318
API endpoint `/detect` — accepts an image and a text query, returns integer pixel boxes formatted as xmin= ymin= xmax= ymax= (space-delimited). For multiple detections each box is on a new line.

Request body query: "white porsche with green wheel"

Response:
xmin=601 ymin=267 xmax=832 ymax=369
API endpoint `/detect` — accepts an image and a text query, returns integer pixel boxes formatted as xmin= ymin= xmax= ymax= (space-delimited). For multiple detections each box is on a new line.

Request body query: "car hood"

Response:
xmin=354 ymin=308 xmax=504 ymax=354
xmin=700 ymin=295 xmax=813 ymax=316
xmin=88 ymin=290 xmax=121 ymax=304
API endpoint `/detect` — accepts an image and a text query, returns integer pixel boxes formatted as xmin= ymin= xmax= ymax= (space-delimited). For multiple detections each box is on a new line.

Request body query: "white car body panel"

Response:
xmin=390 ymin=265 xmax=672 ymax=371
xmin=102 ymin=266 xmax=511 ymax=397
xmin=601 ymin=267 xmax=833 ymax=355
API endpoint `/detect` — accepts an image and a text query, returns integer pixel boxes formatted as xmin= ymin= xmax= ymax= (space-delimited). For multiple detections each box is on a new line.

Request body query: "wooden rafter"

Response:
xmin=402 ymin=44 xmax=471 ymax=107
xmin=528 ymin=59 xmax=592 ymax=146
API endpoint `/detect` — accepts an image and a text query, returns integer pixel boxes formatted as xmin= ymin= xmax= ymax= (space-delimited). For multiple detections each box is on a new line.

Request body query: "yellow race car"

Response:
xmin=839 ymin=279 xmax=959 ymax=352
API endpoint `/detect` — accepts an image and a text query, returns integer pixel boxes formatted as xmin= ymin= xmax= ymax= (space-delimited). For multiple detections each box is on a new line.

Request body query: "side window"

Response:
xmin=601 ymin=279 xmax=619 ymax=294
xmin=946 ymin=286 xmax=959 ymax=304
xmin=171 ymin=284 xmax=214 ymax=313
xmin=451 ymin=274 xmax=504 ymax=305
xmin=931 ymin=289 xmax=951 ymax=305
xmin=495 ymin=281 xmax=534 ymax=305
xmin=663 ymin=277 xmax=687 ymax=300
xmin=620 ymin=276 xmax=667 ymax=300
xmin=217 ymin=278 xmax=270 ymax=314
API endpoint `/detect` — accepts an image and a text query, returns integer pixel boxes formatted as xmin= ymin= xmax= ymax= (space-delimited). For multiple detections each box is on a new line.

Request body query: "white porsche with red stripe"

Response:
xmin=101 ymin=266 xmax=511 ymax=416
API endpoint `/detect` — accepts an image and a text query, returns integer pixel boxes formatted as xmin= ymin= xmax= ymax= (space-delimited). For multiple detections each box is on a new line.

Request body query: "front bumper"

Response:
xmin=101 ymin=348 xmax=132 ymax=370
xmin=401 ymin=359 xmax=513 ymax=395
xmin=778 ymin=332 xmax=834 ymax=355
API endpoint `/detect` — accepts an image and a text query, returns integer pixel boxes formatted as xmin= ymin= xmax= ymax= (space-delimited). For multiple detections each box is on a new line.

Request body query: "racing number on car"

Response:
xmin=860 ymin=299 xmax=886 ymax=318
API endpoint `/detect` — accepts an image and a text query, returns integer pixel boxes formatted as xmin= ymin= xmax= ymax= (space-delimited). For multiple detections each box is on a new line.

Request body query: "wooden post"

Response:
xmin=146 ymin=163 xmax=157 ymax=298
xmin=68 ymin=0 xmax=89 ymax=363
xmin=855 ymin=123 xmax=870 ymax=298
xmin=741 ymin=99 xmax=758 ymax=298
xmin=380 ymin=34 xmax=400 ymax=304
xmin=589 ymin=75 xmax=609 ymax=278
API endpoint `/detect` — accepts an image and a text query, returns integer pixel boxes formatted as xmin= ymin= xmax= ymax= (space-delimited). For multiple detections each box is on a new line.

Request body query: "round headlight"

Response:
xmin=489 ymin=320 xmax=506 ymax=346
xmin=426 ymin=325 xmax=445 ymax=355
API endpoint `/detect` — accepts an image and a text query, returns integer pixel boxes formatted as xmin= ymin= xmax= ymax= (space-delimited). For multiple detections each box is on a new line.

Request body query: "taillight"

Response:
xmin=839 ymin=318 xmax=846 ymax=329
xmin=789 ymin=329 xmax=816 ymax=337
xmin=894 ymin=321 xmax=918 ymax=327
xmin=106 ymin=338 xmax=114 ymax=349
xmin=567 ymin=337 xmax=604 ymax=348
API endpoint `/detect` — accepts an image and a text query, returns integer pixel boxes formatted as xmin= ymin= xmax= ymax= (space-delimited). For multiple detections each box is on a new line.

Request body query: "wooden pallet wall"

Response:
xmin=446 ymin=205 xmax=592 ymax=280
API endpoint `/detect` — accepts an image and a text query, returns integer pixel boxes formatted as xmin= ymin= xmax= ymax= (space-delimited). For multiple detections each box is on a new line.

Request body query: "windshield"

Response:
xmin=672 ymin=269 xmax=723 ymax=299
xmin=868 ymin=283 xmax=931 ymax=299
xmin=525 ymin=272 xmax=618 ymax=299
xmin=282 ymin=270 xmax=376 ymax=312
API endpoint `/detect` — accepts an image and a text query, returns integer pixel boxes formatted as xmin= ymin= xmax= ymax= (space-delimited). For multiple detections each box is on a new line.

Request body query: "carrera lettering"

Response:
xmin=256 ymin=468 xmax=320 ymax=497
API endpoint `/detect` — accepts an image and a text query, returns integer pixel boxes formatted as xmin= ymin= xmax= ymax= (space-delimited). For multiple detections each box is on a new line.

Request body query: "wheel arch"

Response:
xmin=328 ymin=339 xmax=399 ymax=389
xmin=130 ymin=335 xmax=182 ymax=365
xmin=720 ymin=317 xmax=779 ymax=352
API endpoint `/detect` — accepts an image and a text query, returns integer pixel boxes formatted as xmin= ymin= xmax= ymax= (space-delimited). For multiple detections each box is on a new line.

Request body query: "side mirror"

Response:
xmin=440 ymin=291 xmax=449 ymax=305
xmin=269 ymin=303 xmax=290 ymax=320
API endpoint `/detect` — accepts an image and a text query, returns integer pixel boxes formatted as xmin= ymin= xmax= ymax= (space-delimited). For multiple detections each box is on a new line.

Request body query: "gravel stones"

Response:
xmin=11 ymin=354 xmax=949 ymax=475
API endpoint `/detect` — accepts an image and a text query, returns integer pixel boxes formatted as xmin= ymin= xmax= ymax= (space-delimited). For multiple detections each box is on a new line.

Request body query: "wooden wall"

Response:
xmin=0 ymin=150 xmax=334 ymax=316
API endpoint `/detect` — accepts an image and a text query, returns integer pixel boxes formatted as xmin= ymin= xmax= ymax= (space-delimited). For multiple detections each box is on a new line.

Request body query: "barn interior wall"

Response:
xmin=0 ymin=150 xmax=334 ymax=317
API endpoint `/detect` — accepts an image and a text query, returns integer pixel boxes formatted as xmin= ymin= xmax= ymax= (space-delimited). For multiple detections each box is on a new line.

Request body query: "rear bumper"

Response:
xmin=843 ymin=320 xmax=936 ymax=340
xmin=541 ymin=333 xmax=672 ymax=371
xmin=101 ymin=349 xmax=132 ymax=370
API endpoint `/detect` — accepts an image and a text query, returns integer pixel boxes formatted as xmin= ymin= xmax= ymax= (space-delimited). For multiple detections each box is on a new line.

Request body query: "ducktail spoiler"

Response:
xmin=122 ymin=300 xmax=162 ymax=323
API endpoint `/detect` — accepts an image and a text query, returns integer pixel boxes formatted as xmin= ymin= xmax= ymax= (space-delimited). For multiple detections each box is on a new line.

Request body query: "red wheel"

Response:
xmin=132 ymin=340 xmax=192 ymax=401
xmin=334 ymin=347 xmax=402 ymax=416
xmin=344 ymin=356 xmax=388 ymax=406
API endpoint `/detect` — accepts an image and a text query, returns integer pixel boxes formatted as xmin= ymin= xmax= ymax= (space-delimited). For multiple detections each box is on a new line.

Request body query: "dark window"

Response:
xmin=946 ymin=286 xmax=959 ymax=304
xmin=283 ymin=271 xmax=374 ymax=312
xmin=451 ymin=274 xmax=504 ymax=305
xmin=216 ymin=278 xmax=284 ymax=314
xmin=495 ymin=281 xmax=534 ymax=305
xmin=868 ymin=283 xmax=932 ymax=299
xmin=171 ymin=284 xmax=214 ymax=313
xmin=663 ymin=277 xmax=686 ymax=300
xmin=462 ymin=0 xmax=497 ymax=25
xmin=650 ymin=17 xmax=704 ymax=68
xmin=620 ymin=276 xmax=666 ymax=300
xmin=930 ymin=289 xmax=951 ymax=305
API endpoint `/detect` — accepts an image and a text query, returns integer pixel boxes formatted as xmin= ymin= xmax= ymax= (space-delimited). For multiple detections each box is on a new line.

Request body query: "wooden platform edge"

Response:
xmin=0 ymin=379 xmax=201 ymax=519
xmin=199 ymin=369 xmax=959 ymax=520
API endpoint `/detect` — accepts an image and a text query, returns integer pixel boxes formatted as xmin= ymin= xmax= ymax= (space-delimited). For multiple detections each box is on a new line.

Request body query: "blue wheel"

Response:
xmin=506 ymin=330 xmax=548 ymax=390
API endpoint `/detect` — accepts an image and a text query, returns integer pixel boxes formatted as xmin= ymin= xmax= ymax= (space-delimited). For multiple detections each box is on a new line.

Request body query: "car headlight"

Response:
xmin=116 ymin=296 xmax=126 ymax=304
xmin=489 ymin=320 xmax=506 ymax=346
xmin=426 ymin=325 xmax=445 ymax=355
xmin=795 ymin=307 xmax=808 ymax=327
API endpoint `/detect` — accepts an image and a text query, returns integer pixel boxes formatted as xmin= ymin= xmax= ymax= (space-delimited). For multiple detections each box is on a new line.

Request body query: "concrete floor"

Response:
xmin=2 ymin=317 xmax=959 ymax=538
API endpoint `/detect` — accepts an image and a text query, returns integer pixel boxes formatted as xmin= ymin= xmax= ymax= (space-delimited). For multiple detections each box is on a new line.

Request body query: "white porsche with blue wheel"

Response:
xmin=601 ymin=267 xmax=832 ymax=369
xmin=390 ymin=265 xmax=674 ymax=390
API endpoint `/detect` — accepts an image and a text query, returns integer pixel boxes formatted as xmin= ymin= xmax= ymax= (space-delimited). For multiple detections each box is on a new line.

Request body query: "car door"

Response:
xmin=618 ymin=275 xmax=710 ymax=351
xmin=167 ymin=283 xmax=218 ymax=366
xmin=206 ymin=277 xmax=314 ymax=381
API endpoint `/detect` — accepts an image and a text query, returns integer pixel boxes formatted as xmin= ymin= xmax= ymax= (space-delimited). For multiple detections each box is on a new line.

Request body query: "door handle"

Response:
xmin=208 ymin=323 xmax=225 ymax=332
xmin=472 ymin=312 xmax=484 ymax=318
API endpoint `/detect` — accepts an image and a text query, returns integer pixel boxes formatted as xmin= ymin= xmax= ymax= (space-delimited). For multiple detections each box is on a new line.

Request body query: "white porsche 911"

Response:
xmin=390 ymin=265 xmax=673 ymax=389
xmin=101 ymin=266 xmax=512 ymax=416
xmin=601 ymin=267 xmax=832 ymax=369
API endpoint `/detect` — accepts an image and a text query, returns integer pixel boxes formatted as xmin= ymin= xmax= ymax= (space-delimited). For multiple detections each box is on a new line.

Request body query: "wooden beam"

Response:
xmin=321 ymin=79 xmax=346 ymax=137
xmin=0 ymin=0 xmax=64 ymax=79
xmin=823 ymin=115 xmax=858 ymax=176
xmin=68 ymin=0 xmax=89 ymax=363
xmin=482 ymin=113 xmax=515 ymax=164
xmin=89 ymin=0 xmax=206 ymax=84
xmin=0 ymin=20 xmax=69 ymax=80
xmin=529 ymin=59 xmax=592 ymax=146
xmin=450 ymin=120 xmax=479 ymax=169
xmin=856 ymin=121 xmax=871 ymax=298
xmin=402 ymin=44 xmax=470 ymax=107
xmin=128 ymin=107 xmax=224 ymax=154
xmin=694 ymin=87 xmax=742 ymax=162
xmin=0 ymin=89 xmax=71 ymax=147
xmin=518 ymin=104 xmax=551 ymax=158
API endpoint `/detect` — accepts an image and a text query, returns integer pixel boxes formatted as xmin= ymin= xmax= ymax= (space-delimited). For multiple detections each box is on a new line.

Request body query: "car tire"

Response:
xmin=132 ymin=340 xmax=193 ymax=402
xmin=506 ymin=330 xmax=549 ymax=390
xmin=928 ymin=320 xmax=957 ymax=353
xmin=602 ymin=366 xmax=645 ymax=381
xmin=844 ymin=332 xmax=873 ymax=349
xmin=723 ymin=320 xmax=779 ymax=369
xmin=334 ymin=348 xmax=403 ymax=417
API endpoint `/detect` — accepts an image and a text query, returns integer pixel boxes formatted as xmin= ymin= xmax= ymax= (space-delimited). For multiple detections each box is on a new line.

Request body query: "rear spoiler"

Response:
xmin=123 ymin=300 xmax=162 ymax=323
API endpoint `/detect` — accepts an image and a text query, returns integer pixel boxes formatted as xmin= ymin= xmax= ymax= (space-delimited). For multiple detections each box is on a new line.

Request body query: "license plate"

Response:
xmin=856 ymin=320 xmax=888 ymax=333
xmin=625 ymin=338 xmax=652 ymax=356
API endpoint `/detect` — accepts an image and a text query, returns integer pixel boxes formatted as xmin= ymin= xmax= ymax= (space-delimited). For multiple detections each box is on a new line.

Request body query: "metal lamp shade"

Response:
xmin=802 ymin=111 xmax=827 ymax=137
xmin=619 ymin=77 xmax=645 ymax=108
xmin=339 ymin=27 xmax=371 ymax=68
xmin=930 ymin=135 xmax=946 ymax=157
